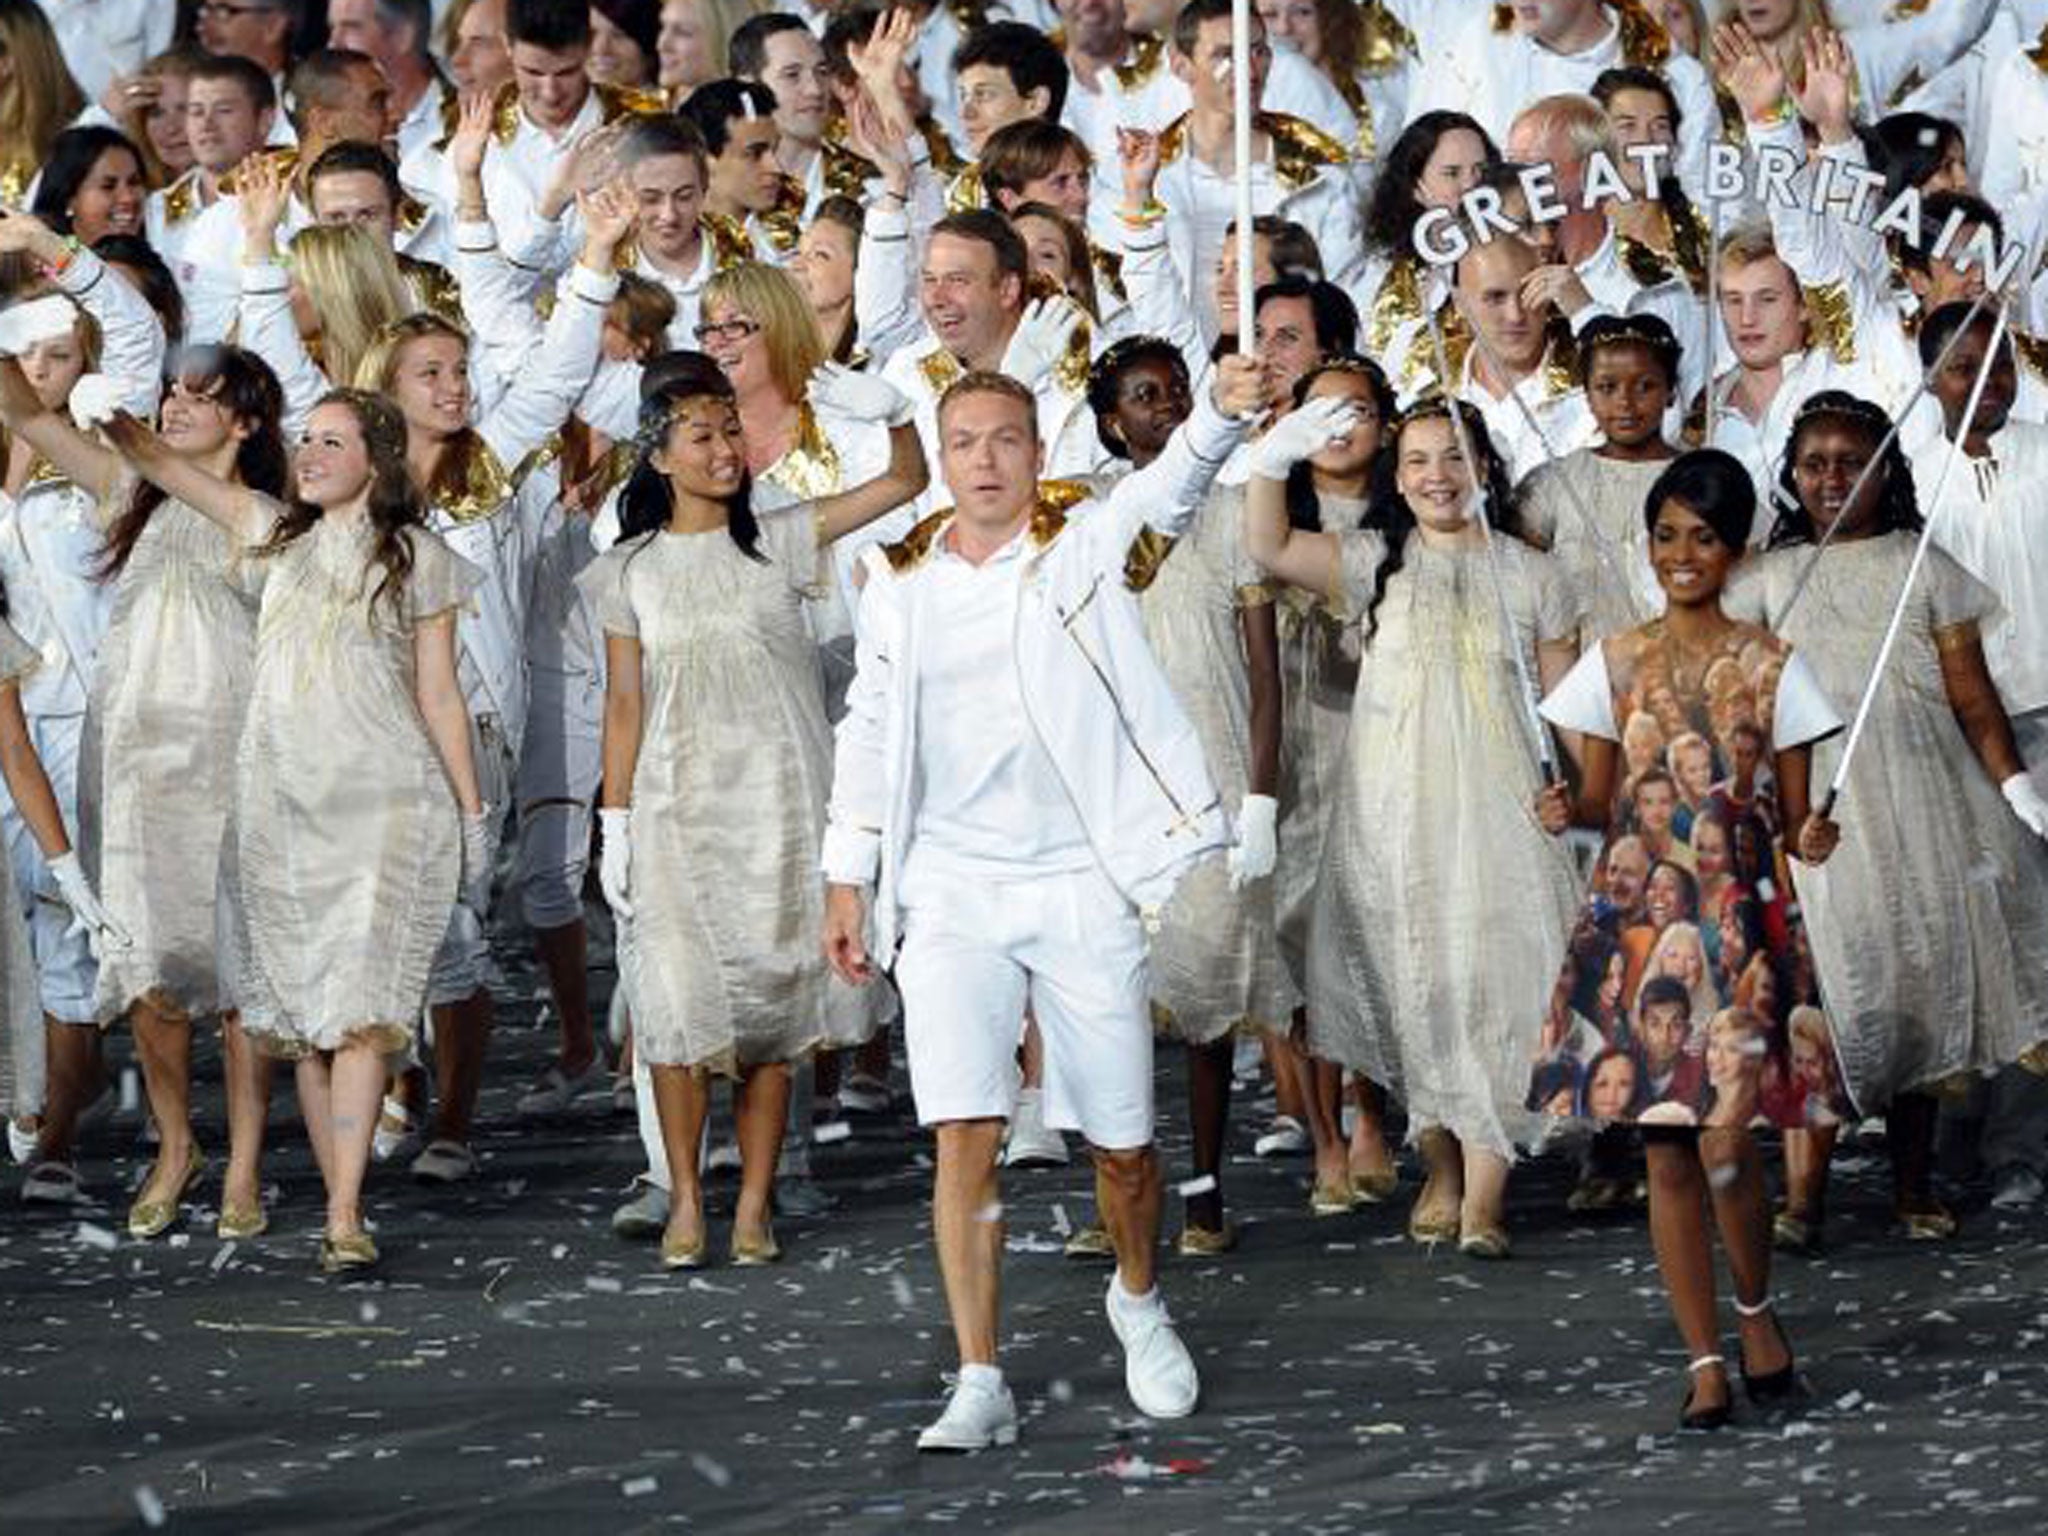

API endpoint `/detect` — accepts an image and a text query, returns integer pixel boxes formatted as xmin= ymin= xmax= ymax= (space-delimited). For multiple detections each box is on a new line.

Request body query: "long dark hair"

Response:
xmin=100 ymin=346 xmax=288 ymax=581
xmin=29 ymin=126 xmax=143 ymax=235
xmin=1765 ymin=390 xmax=1923 ymax=549
xmin=1362 ymin=112 xmax=1499 ymax=259
xmin=257 ymin=389 xmax=424 ymax=618
xmin=1352 ymin=397 xmax=1522 ymax=648
xmin=615 ymin=352 xmax=764 ymax=560
xmin=1282 ymin=353 xmax=1394 ymax=532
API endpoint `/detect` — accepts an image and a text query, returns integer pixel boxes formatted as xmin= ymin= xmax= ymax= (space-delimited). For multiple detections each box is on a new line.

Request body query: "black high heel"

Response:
xmin=1680 ymin=1354 xmax=1732 ymax=1431
xmin=1736 ymin=1296 xmax=1799 ymax=1404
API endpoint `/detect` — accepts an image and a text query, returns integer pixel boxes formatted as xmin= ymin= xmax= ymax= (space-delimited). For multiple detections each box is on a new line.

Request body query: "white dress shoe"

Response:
xmin=1105 ymin=1279 xmax=1199 ymax=1419
xmin=917 ymin=1373 xmax=1019 ymax=1452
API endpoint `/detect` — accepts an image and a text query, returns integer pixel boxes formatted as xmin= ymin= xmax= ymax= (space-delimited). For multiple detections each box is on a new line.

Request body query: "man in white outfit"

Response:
xmin=821 ymin=355 xmax=1264 ymax=1450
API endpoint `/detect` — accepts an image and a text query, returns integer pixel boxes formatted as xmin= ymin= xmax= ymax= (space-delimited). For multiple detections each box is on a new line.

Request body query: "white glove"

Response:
xmin=1226 ymin=794 xmax=1279 ymax=889
xmin=999 ymin=295 xmax=1084 ymax=387
xmin=807 ymin=360 xmax=913 ymax=426
xmin=460 ymin=809 xmax=493 ymax=914
xmin=598 ymin=807 xmax=634 ymax=920
xmin=0 ymin=295 xmax=78 ymax=358
xmin=2003 ymin=773 xmax=2048 ymax=840
xmin=68 ymin=373 xmax=125 ymax=430
xmin=1244 ymin=396 xmax=1359 ymax=480
xmin=48 ymin=851 xmax=130 ymax=958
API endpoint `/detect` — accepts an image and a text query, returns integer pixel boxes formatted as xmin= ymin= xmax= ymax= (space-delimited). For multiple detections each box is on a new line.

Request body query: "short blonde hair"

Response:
xmin=1510 ymin=93 xmax=1619 ymax=172
xmin=701 ymin=261 xmax=825 ymax=404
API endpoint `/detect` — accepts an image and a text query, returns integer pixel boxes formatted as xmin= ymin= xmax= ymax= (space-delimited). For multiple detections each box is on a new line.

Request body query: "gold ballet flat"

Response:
xmin=1407 ymin=1208 xmax=1462 ymax=1245
xmin=1309 ymin=1179 xmax=1358 ymax=1217
xmin=1176 ymin=1222 xmax=1238 ymax=1257
xmin=127 ymin=1146 xmax=206 ymax=1240
xmin=318 ymin=1231 xmax=380 ymax=1274
xmin=216 ymin=1203 xmax=269 ymax=1240
xmin=729 ymin=1226 xmax=782 ymax=1266
xmin=1898 ymin=1205 xmax=1957 ymax=1242
xmin=660 ymin=1229 xmax=706 ymax=1270
xmin=1771 ymin=1208 xmax=1819 ymax=1253
xmin=1349 ymin=1167 xmax=1399 ymax=1203
xmin=1458 ymin=1226 xmax=1511 ymax=1261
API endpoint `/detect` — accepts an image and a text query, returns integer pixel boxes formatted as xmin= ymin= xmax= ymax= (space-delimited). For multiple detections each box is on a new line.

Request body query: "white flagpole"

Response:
xmin=1232 ymin=0 xmax=1255 ymax=359
xmin=1817 ymin=301 xmax=2010 ymax=818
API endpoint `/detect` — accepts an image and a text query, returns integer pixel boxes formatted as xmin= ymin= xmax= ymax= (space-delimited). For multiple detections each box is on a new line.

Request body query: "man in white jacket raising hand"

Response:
xmin=821 ymin=354 xmax=1267 ymax=1452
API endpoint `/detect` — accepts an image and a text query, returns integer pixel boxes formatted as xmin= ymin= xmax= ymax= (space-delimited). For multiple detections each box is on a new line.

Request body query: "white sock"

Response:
xmin=959 ymin=1361 xmax=1004 ymax=1391
xmin=1113 ymin=1275 xmax=1159 ymax=1310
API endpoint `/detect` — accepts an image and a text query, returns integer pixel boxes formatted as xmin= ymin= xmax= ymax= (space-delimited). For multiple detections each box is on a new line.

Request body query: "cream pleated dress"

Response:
xmin=231 ymin=512 xmax=481 ymax=1058
xmin=80 ymin=490 xmax=256 ymax=1023
xmin=1274 ymin=490 xmax=1365 ymax=992
xmin=0 ymin=617 xmax=47 ymax=1115
xmin=580 ymin=511 xmax=860 ymax=1073
xmin=1729 ymin=535 xmax=2048 ymax=1107
xmin=1516 ymin=448 xmax=1668 ymax=644
xmin=1136 ymin=485 xmax=1295 ymax=1044
xmin=1307 ymin=532 xmax=1583 ymax=1158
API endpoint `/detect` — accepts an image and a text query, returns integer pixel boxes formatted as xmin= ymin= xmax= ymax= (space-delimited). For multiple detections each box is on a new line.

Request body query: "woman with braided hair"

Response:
xmin=1727 ymin=390 xmax=2048 ymax=1248
xmin=93 ymin=388 xmax=487 ymax=1274
xmin=1245 ymin=378 xmax=1584 ymax=1257
xmin=581 ymin=353 xmax=925 ymax=1271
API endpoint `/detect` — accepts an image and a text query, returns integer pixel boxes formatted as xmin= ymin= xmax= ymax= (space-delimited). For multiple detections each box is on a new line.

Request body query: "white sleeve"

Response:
xmin=54 ymin=249 xmax=163 ymax=416
xmin=855 ymin=198 xmax=925 ymax=367
xmin=452 ymin=218 xmax=551 ymax=371
xmin=1538 ymin=643 xmax=1618 ymax=740
xmin=1771 ymin=648 xmax=1845 ymax=751
xmin=1116 ymin=219 xmax=1209 ymax=386
xmin=821 ymin=557 xmax=896 ymax=886
xmin=238 ymin=261 xmax=329 ymax=439
xmin=477 ymin=260 xmax=614 ymax=471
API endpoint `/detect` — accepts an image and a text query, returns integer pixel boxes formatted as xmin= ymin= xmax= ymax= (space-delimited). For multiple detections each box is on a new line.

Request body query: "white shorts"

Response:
xmin=427 ymin=716 xmax=516 ymax=1007
xmin=894 ymin=861 xmax=1154 ymax=1150
xmin=2 ymin=712 xmax=93 ymax=1021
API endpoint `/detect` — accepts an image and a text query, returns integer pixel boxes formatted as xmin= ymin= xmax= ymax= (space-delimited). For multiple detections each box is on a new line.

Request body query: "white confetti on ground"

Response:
xmin=889 ymin=1274 xmax=915 ymax=1308
xmin=813 ymin=1120 xmax=851 ymax=1145
xmin=1050 ymin=1202 xmax=1071 ymax=1236
xmin=1178 ymin=1175 xmax=1217 ymax=1197
xmin=119 ymin=1067 xmax=140 ymax=1114
xmin=586 ymin=1275 xmax=623 ymax=1294
xmin=690 ymin=1452 xmax=732 ymax=1487
xmin=133 ymin=1486 xmax=165 ymax=1527
xmin=621 ymin=1476 xmax=657 ymax=1497
xmin=76 ymin=1222 xmax=118 ymax=1252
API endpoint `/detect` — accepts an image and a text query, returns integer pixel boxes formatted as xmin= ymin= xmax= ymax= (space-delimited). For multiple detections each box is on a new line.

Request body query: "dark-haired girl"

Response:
xmin=581 ymin=356 xmax=925 ymax=1270
xmin=1729 ymin=392 xmax=2048 ymax=1245
xmin=98 ymin=388 xmax=487 ymax=1274
xmin=1355 ymin=112 xmax=1498 ymax=361
xmin=1079 ymin=336 xmax=1289 ymax=1252
xmin=1520 ymin=314 xmax=1684 ymax=644
xmin=28 ymin=126 xmax=148 ymax=247
xmin=0 ymin=341 xmax=286 ymax=1240
xmin=1533 ymin=446 xmax=1845 ymax=1430
xmin=1248 ymin=389 xmax=1582 ymax=1258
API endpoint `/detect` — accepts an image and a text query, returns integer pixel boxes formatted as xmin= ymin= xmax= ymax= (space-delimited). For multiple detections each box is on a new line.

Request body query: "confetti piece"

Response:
xmin=621 ymin=1476 xmax=657 ymax=1497
xmin=119 ymin=1067 xmax=140 ymax=1114
xmin=690 ymin=1452 xmax=732 ymax=1487
xmin=76 ymin=1222 xmax=119 ymax=1252
xmin=586 ymin=1276 xmax=623 ymax=1294
xmin=889 ymin=1275 xmax=915 ymax=1308
xmin=133 ymin=1486 xmax=165 ymax=1528
xmin=1177 ymin=1175 xmax=1217 ymax=1198
xmin=210 ymin=1242 xmax=237 ymax=1273
xmin=1049 ymin=1379 xmax=1073 ymax=1403
xmin=1356 ymin=1422 xmax=1406 ymax=1436
xmin=1051 ymin=1203 xmax=1072 ymax=1237
xmin=813 ymin=1121 xmax=852 ymax=1145
xmin=359 ymin=1300 xmax=380 ymax=1323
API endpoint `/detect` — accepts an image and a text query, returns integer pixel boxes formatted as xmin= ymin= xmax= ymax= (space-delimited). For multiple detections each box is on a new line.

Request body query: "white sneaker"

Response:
xmin=515 ymin=1058 xmax=609 ymax=1117
xmin=1253 ymin=1115 xmax=1310 ymax=1157
xmin=20 ymin=1160 xmax=83 ymax=1205
xmin=1002 ymin=1090 xmax=1068 ymax=1168
xmin=838 ymin=1072 xmax=893 ymax=1115
xmin=411 ymin=1138 xmax=478 ymax=1183
xmin=1991 ymin=1165 xmax=2044 ymax=1210
xmin=1105 ymin=1279 xmax=1199 ymax=1419
xmin=7 ymin=1117 xmax=38 ymax=1166
xmin=917 ymin=1374 xmax=1018 ymax=1452
xmin=610 ymin=1177 xmax=670 ymax=1239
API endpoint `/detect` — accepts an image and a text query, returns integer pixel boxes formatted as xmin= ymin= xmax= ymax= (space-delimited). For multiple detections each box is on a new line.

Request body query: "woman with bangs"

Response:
xmin=340 ymin=185 xmax=630 ymax=1183
xmin=93 ymin=385 xmax=488 ymax=1274
xmin=1245 ymin=381 xmax=1583 ymax=1260
xmin=1727 ymin=390 xmax=2048 ymax=1248
xmin=0 ymin=333 xmax=289 ymax=1240
xmin=582 ymin=353 xmax=925 ymax=1269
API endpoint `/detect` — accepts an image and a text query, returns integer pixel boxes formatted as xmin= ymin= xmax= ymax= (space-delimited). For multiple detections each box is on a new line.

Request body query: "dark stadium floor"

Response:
xmin=3 ymin=924 xmax=2046 ymax=1535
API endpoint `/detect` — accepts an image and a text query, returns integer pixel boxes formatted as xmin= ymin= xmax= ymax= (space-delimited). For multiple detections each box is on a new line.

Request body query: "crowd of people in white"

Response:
xmin=1 ymin=0 xmax=2046 ymax=1448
